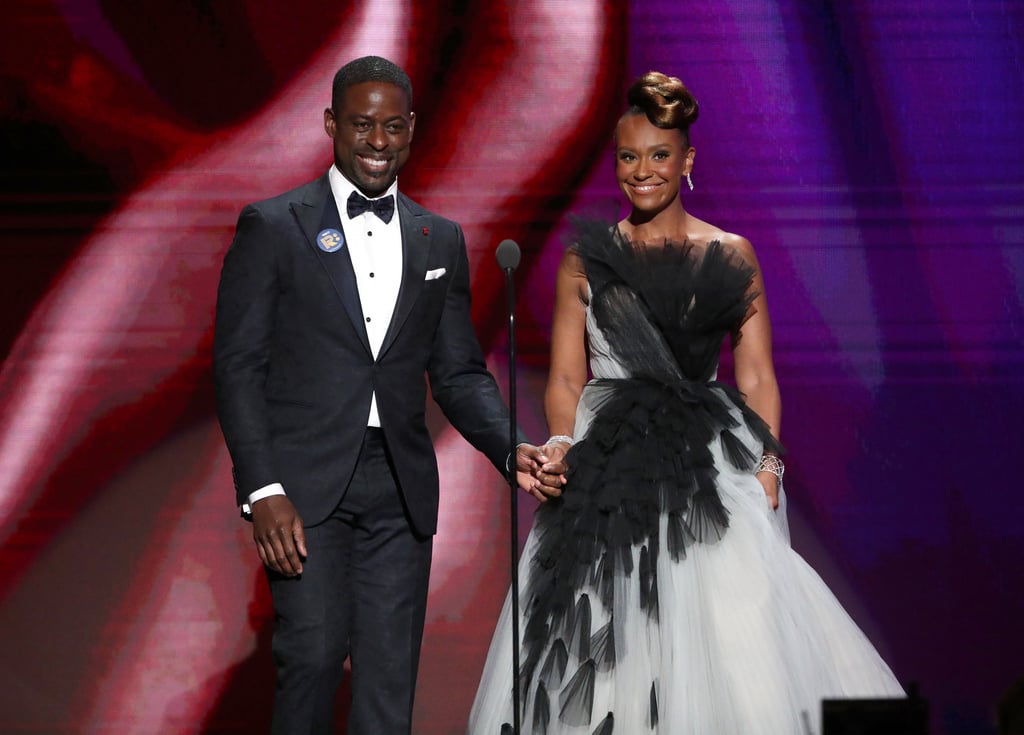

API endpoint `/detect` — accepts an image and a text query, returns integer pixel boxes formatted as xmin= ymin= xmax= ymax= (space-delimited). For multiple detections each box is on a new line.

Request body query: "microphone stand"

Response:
xmin=497 ymin=240 xmax=522 ymax=735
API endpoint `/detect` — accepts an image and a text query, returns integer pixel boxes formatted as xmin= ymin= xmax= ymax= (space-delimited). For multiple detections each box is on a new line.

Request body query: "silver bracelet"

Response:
xmin=546 ymin=435 xmax=575 ymax=447
xmin=758 ymin=454 xmax=784 ymax=483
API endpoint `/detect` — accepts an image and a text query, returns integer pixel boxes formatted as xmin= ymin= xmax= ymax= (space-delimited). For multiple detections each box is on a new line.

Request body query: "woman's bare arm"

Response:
xmin=727 ymin=235 xmax=783 ymax=507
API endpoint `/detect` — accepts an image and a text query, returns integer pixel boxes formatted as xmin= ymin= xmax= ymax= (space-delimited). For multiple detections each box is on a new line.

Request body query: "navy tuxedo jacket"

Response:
xmin=214 ymin=174 xmax=514 ymax=534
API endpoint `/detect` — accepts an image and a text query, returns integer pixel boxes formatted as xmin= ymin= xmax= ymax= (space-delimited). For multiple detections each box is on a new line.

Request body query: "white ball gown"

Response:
xmin=468 ymin=221 xmax=904 ymax=734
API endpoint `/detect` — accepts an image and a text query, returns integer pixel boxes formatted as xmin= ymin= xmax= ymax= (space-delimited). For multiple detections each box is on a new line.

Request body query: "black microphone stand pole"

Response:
xmin=497 ymin=240 xmax=522 ymax=735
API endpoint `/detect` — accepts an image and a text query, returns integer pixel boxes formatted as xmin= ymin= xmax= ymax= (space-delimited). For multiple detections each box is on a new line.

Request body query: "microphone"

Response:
xmin=496 ymin=239 xmax=521 ymax=271
xmin=496 ymin=237 xmax=523 ymax=734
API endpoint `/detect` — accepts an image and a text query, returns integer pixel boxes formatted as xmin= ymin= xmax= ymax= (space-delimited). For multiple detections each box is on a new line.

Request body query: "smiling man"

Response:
xmin=213 ymin=56 xmax=557 ymax=734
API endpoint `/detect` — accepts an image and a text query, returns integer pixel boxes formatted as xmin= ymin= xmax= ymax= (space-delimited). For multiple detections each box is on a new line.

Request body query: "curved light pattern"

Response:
xmin=56 ymin=0 xmax=147 ymax=84
xmin=702 ymin=1 xmax=887 ymax=391
xmin=0 ymin=2 xmax=409 ymax=543
xmin=718 ymin=0 xmax=885 ymax=390
xmin=396 ymin=1 xmax=624 ymax=337
xmin=857 ymin=2 xmax=1024 ymax=373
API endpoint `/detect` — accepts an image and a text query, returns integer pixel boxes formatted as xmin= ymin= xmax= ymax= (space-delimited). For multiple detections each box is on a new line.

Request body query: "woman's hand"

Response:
xmin=756 ymin=470 xmax=780 ymax=511
xmin=535 ymin=441 xmax=570 ymax=496
xmin=516 ymin=443 xmax=567 ymax=502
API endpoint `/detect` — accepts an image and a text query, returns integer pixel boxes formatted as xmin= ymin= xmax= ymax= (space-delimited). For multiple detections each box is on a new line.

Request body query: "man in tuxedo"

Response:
xmin=214 ymin=56 xmax=560 ymax=734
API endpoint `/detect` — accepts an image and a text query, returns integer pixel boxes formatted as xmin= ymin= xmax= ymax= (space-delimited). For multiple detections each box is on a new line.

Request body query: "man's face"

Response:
xmin=324 ymin=81 xmax=415 ymax=197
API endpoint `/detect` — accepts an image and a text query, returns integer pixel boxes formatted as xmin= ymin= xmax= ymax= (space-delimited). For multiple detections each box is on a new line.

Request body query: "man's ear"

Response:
xmin=323 ymin=107 xmax=336 ymax=138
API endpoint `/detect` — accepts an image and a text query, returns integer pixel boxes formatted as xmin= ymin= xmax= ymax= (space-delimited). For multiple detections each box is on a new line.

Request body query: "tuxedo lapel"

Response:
xmin=379 ymin=194 xmax=430 ymax=357
xmin=292 ymin=178 xmax=372 ymax=356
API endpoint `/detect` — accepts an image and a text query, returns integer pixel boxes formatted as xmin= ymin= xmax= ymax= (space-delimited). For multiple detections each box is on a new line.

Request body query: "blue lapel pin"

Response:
xmin=316 ymin=228 xmax=344 ymax=252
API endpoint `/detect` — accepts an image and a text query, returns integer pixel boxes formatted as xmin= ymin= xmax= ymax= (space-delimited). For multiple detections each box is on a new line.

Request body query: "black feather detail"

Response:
xmin=690 ymin=469 xmax=729 ymax=544
xmin=639 ymin=544 xmax=653 ymax=613
xmin=568 ymin=594 xmax=592 ymax=661
xmin=666 ymin=511 xmax=694 ymax=561
xmin=559 ymin=659 xmax=597 ymax=726
xmin=533 ymin=680 xmax=550 ymax=734
xmin=592 ymin=712 xmax=615 ymax=735
xmin=592 ymin=550 xmax=615 ymax=610
xmin=721 ymin=428 xmax=758 ymax=470
xmin=650 ymin=680 xmax=659 ymax=728
xmin=539 ymin=639 xmax=569 ymax=689
xmin=591 ymin=621 xmax=616 ymax=672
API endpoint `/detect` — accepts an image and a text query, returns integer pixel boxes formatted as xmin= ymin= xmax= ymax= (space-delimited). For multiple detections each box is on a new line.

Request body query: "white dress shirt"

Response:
xmin=245 ymin=167 xmax=404 ymax=511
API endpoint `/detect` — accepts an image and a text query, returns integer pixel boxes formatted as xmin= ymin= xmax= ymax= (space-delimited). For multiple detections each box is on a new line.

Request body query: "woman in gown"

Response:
xmin=468 ymin=71 xmax=904 ymax=734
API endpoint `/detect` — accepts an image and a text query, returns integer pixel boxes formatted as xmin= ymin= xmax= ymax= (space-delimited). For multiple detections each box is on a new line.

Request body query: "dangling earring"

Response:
xmin=686 ymin=172 xmax=694 ymax=191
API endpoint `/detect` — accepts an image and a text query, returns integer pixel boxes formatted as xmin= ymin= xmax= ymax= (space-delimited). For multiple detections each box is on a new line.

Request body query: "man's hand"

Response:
xmin=251 ymin=495 xmax=307 ymax=576
xmin=516 ymin=442 xmax=568 ymax=502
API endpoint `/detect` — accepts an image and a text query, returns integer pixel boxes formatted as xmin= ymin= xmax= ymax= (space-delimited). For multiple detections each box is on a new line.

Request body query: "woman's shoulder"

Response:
xmin=692 ymin=221 xmax=757 ymax=267
xmin=716 ymin=231 xmax=756 ymax=263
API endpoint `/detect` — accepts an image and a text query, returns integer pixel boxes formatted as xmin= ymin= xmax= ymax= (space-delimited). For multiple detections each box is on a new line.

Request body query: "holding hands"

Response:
xmin=516 ymin=437 xmax=572 ymax=502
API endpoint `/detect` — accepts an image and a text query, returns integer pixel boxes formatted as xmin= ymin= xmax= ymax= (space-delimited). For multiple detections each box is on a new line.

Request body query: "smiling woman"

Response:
xmin=615 ymin=72 xmax=697 ymax=220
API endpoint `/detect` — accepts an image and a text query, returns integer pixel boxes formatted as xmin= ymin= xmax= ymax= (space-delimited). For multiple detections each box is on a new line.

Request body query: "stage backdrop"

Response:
xmin=1 ymin=1 xmax=1021 ymax=733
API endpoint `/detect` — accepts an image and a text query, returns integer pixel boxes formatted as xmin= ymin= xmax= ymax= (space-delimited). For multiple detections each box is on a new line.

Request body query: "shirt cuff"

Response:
xmin=241 ymin=483 xmax=286 ymax=515
xmin=506 ymin=443 xmax=529 ymax=473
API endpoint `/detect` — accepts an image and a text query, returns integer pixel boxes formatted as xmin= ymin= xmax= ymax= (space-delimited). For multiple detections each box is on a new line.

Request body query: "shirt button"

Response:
xmin=366 ymin=317 xmax=371 ymax=323
xmin=367 ymin=231 xmax=373 ymax=236
xmin=369 ymin=272 xmax=375 ymax=278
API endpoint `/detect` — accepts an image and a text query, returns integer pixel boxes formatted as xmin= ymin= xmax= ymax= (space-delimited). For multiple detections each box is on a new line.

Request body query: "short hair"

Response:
xmin=625 ymin=71 xmax=699 ymax=146
xmin=331 ymin=55 xmax=413 ymax=111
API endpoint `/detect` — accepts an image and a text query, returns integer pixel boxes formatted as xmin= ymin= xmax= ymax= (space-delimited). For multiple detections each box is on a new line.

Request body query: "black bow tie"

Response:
xmin=347 ymin=191 xmax=395 ymax=224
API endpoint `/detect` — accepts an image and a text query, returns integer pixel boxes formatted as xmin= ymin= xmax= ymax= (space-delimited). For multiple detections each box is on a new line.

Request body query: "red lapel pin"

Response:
xmin=422 ymin=227 xmax=429 ymax=236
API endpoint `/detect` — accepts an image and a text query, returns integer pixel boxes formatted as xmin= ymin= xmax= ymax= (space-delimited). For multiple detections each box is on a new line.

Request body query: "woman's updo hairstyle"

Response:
xmin=626 ymin=71 xmax=699 ymax=145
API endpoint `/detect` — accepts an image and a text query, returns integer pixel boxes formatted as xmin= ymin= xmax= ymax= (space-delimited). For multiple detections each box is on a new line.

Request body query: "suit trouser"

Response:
xmin=267 ymin=429 xmax=433 ymax=735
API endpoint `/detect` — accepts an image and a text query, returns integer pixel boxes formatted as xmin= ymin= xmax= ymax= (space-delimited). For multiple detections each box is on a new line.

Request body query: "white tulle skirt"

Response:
xmin=468 ymin=392 xmax=904 ymax=735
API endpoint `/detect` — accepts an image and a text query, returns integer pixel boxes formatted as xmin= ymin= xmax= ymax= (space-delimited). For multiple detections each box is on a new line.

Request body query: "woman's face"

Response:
xmin=615 ymin=113 xmax=694 ymax=216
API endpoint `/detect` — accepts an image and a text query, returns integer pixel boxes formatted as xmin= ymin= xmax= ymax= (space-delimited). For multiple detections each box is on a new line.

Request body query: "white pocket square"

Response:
xmin=424 ymin=267 xmax=447 ymax=281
